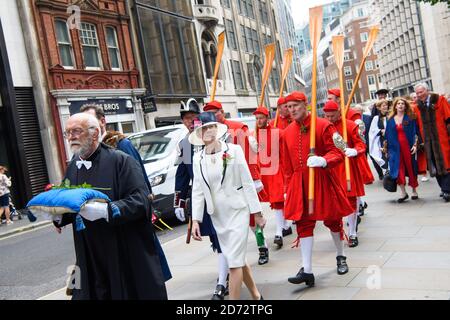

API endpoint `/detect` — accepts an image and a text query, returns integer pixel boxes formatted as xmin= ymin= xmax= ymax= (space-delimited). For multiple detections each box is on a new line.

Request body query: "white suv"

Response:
xmin=128 ymin=117 xmax=256 ymax=219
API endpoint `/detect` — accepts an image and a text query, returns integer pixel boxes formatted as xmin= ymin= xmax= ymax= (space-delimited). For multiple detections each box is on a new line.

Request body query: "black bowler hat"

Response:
xmin=375 ymin=89 xmax=390 ymax=96
xmin=180 ymin=98 xmax=201 ymax=118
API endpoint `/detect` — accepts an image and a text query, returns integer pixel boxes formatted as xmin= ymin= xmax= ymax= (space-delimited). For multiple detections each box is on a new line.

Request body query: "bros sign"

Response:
xmin=69 ymin=99 xmax=134 ymax=116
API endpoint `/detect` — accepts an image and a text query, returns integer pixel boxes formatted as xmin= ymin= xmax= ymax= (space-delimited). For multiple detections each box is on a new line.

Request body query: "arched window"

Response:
xmin=201 ymin=31 xmax=217 ymax=79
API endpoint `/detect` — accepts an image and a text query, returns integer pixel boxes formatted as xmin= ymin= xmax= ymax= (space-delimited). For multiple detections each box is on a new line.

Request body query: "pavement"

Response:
xmin=37 ymin=176 xmax=450 ymax=300
xmin=0 ymin=216 xmax=52 ymax=240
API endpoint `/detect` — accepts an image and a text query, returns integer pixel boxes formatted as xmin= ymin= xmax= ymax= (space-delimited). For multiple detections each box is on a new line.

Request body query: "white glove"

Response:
xmin=175 ymin=207 xmax=186 ymax=222
xmin=307 ymin=156 xmax=327 ymax=168
xmin=344 ymin=148 xmax=358 ymax=158
xmin=41 ymin=212 xmax=62 ymax=223
xmin=254 ymin=180 xmax=264 ymax=192
xmin=79 ymin=201 xmax=109 ymax=222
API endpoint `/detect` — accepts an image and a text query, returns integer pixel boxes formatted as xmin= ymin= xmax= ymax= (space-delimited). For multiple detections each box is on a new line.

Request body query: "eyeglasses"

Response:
xmin=63 ymin=127 xmax=95 ymax=139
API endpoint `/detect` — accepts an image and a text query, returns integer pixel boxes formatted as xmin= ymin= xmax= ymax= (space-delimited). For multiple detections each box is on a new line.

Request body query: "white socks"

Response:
xmin=217 ymin=253 xmax=229 ymax=286
xmin=347 ymin=212 xmax=358 ymax=237
xmin=331 ymin=231 xmax=345 ymax=257
xmin=274 ymin=209 xmax=285 ymax=237
xmin=300 ymin=236 xmax=314 ymax=274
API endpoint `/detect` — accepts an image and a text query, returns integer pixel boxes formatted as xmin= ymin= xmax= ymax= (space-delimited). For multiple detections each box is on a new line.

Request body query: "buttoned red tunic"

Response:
xmin=347 ymin=109 xmax=375 ymax=185
xmin=333 ymin=119 xmax=367 ymax=201
xmin=281 ymin=115 xmax=354 ymax=221
xmin=270 ymin=115 xmax=292 ymax=131
xmin=223 ymin=119 xmax=260 ymax=180
xmin=256 ymin=124 xmax=285 ymax=208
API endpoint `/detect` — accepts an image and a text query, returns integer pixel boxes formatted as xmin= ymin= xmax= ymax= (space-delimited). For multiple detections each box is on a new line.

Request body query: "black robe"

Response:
xmin=57 ymin=143 xmax=167 ymax=300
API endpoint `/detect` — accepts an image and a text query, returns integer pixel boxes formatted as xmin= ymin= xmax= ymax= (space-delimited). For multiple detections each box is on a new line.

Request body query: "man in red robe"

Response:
xmin=204 ymin=101 xmax=269 ymax=264
xmin=414 ymin=83 xmax=450 ymax=202
xmin=282 ymin=92 xmax=354 ymax=287
xmin=269 ymin=97 xmax=292 ymax=130
xmin=253 ymin=107 xmax=292 ymax=249
xmin=323 ymin=101 xmax=367 ymax=247
xmin=328 ymin=88 xmax=374 ymax=214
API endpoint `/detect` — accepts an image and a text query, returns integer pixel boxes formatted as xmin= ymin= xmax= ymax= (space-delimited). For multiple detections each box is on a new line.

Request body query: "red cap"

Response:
xmin=277 ymin=97 xmax=286 ymax=106
xmin=323 ymin=100 xmax=340 ymax=112
xmin=203 ymin=100 xmax=223 ymax=112
xmin=285 ymin=91 xmax=308 ymax=104
xmin=328 ymin=88 xmax=341 ymax=98
xmin=253 ymin=106 xmax=269 ymax=117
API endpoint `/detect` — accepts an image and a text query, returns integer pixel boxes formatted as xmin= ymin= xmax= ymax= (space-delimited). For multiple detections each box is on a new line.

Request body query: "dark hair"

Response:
xmin=80 ymin=104 xmax=105 ymax=120
xmin=0 ymin=165 xmax=7 ymax=172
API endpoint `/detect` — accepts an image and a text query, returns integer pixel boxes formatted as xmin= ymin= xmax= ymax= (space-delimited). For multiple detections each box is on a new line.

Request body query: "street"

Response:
xmin=1 ymin=177 xmax=449 ymax=300
xmin=0 ymin=217 xmax=186 ymax=300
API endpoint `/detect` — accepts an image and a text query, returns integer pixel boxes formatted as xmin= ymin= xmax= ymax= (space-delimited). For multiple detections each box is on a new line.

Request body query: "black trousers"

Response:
xmin=431 ymin=152 xmax=450 ymax=193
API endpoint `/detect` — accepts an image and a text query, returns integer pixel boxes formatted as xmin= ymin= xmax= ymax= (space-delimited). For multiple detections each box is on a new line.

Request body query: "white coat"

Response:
xmin=191 ymin=141 xmax=262 ymax=268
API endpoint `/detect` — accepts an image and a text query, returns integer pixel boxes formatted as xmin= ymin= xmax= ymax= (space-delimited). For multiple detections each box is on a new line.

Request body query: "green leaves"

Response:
xmin=416 ymin=0 xmax=450 ymax=7
xmin=50 ymin=179 xmax=111 ymax=191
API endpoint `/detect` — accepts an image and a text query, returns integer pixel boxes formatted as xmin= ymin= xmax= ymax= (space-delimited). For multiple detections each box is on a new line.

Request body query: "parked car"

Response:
xmin=128 ymin=117 xmax=256 ymax=220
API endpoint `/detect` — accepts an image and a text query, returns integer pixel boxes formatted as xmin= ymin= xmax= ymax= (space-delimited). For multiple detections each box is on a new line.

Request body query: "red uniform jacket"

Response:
xmin=333 ymin=120 xmax=366 ymax=199
xmin=257 ymin=125 xmax=284 ymax=205
xmin=413 ymin=95 xmax=450 ymax=174
xmin=281 ymin=115 xmax=354 ymax=221
xmin=223 ymin=119 xmax=260 ymax=180
xmin=347 ymin=108 xmax=375 ymax=184
xmin=270 ymin=115 xmax=292 ymax=130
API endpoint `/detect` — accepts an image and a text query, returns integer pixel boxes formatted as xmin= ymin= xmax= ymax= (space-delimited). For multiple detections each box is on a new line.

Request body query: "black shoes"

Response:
xmin=274 ymin=236 xmax=283 ymax=248
xmin=359 ymin=202 xmax=368 ymax=216
xmin=411 ymin=194 xmax=419 ymax=200
xmin=336 ymin=256 xmax=349 ymax=275
xmin=282 ymin=226 xmax=293 ymax=237
xmin=348 ymin=236 xmax=359 ymax=248
xmin=397 ymin=194 xmax=409 ymax=203
xmin=443 ymin=193 xmax=450 ymax=202
xmin=258 ymin=247 xmax=269 ymax=265
xmin=288 ymin=267 xmax=315 ymax=287
xmin=211 ymin=284 xmax=227 ymax=300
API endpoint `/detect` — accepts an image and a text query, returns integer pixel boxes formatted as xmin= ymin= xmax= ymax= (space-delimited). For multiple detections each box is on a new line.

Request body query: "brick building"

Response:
xmin=32 ymin=0 xmax=147 ymax=163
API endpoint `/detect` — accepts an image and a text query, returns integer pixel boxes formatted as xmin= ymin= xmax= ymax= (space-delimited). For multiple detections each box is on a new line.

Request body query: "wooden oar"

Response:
xmin=308 ymin=5 xmax=323 ymax=215
xmin=210 ymin=31 xmax=226 ymax=102
xmin=344 ymin=26 xmax=380 ymax=115
xmin=274 ymin=48 xmax=293 ymax=128
xmin=332 ymin=35 xmax=351 ymax=192
xmin=258 ymin=43 xmax=276 ymax=108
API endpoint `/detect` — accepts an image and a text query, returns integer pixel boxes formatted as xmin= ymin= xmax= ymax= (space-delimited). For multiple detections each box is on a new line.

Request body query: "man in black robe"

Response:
xmin=57 ymin=113 xmax=167 ymax=300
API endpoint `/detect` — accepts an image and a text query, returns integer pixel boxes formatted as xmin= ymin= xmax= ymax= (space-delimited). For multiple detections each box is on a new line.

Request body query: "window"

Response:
xmin=346 ymin=79 xmax=353 ymax=91
xmin=374 ymin=59 xmax=379 ymax=68
xmin=365 ymin=60 xmax=374 ymax=71
xmin=259 ymin=0 xmax=269 ymax=25
xmin=80 ymin=22 xmax=102 ymax=69
xmin=252 ymin=29 xmax=260 ymax=55
xmin=367 ymin=74 xmax=376 ymax=85
xmin=370 ymin=91 xmax=377 ymax=100
xmin=220 ymin=0 xmax=230 ymax=8
xmin=344 ymin=66 xmax=352 ymax=76
xmin=105 ymin=27 xmax=121 ymax=70
xmin=360 ymin=32 xmax=368 ymax=42
xmin=344 ymin=52 xmax=350 ymax=61
xmin=225 ymin=20 xmax=237 ymax=50
xmin=55 ymin=19 xmax=74 ymax=68
xmin=357 ymin=8 xmax=364 ymax=17
xmin=136 ymin=6 xmax=206 ymax=95
xmin=245 ymin=27 xmax=253 ymax=53
xmin=231 ymin=60 xmax=244 ymax=90
xmin=241 ymin=25 xmax=248 ymax=52
xmin=239 ymin=0 xmax=254 ymax=18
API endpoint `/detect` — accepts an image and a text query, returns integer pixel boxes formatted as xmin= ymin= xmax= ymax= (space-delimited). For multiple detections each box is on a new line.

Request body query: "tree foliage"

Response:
xmin=416 ymin=0 xmax=450 ymax=7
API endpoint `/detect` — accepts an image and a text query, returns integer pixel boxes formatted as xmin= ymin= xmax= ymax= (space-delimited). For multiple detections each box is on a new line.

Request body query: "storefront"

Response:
xmin=50 ymin=88 xmax=146 ymax=159
xmin=0 ymin=18 xmax=48 ymax=208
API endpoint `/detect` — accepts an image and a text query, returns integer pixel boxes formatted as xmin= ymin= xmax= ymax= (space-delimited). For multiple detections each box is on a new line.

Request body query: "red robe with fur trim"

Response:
xmin=281 ymin=115 xmax=353 ymax=221
xmin=413 ymin=95 xmax=450 ymax=175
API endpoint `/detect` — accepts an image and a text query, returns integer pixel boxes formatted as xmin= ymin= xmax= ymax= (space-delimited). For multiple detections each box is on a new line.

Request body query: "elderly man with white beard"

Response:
xmin=55 ymin=113 xmax=167 ymax=300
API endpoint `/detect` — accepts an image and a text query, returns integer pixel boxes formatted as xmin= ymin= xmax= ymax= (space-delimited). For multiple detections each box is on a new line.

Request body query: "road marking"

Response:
xmin=0 ymin=223 xmax=53 ymax=241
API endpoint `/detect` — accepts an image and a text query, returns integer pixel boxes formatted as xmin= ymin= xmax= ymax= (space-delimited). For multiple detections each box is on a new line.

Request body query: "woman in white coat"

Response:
xmin=189 ymin=112 xmax=266 ymax=300
xmin=369 ymin=99 xmax=390 ymax=175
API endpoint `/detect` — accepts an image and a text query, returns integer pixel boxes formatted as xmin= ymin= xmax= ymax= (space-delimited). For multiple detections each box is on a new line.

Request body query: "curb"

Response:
xmin=0 ymin=221 xmax=53 ymax=239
